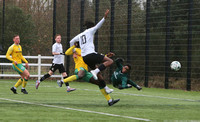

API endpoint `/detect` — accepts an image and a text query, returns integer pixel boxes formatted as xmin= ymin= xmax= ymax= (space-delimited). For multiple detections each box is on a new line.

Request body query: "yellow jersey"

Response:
xmin=65 ymin=46 xmax=88 ymax=71
xmin=6 ymin=44 xmax=28 ymax=64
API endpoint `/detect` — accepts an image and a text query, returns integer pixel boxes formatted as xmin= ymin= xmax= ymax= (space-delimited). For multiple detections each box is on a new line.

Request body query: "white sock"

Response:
xmin=104 ymin=86 xmax=109 ymax=90
xmin=93 ymin=68 xmax=100 ymax=74
xmin=13 ymin=87 xmax=17 ymax=89
xmin=108 ymin=99 xmax=112 ymax=102
xmin=21 ymin=87 xmax=25 ymax=89
xmin=67 ymin=86 xmax=70 ymax=89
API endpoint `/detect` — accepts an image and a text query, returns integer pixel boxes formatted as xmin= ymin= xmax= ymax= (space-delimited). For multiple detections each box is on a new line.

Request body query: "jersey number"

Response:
xmin=81 ymin=35 xmax=87 ymax=44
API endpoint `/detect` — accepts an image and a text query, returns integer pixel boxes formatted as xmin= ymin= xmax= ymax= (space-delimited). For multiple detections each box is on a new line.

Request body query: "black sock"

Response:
xmin=98 ymin=79 xmax=106 ymax=89
xmin=64 ymin=76 xmax=69 ymax=86
xmin=40 ymin=73 xmax=50 ymax=82
xmin=98 ymin=64 xmax=106 ymax=71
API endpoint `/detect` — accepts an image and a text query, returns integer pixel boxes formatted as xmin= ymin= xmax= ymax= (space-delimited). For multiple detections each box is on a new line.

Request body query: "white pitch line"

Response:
xmin=0 ymin=98 xmax=151 ymax=122
xmin=82 ymin=89 xmax=199 ymax=102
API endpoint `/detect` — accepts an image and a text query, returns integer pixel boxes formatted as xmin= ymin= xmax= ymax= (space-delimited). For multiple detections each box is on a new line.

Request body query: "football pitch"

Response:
xmin=0 ymin=79 xmax=200 ymax=122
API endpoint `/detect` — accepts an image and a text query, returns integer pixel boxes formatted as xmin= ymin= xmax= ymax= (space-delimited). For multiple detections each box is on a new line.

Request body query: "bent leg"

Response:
xmin=100 ymin=88 xmax=111 ymax=101
xmin=127 ymin=79 xmax=137 ymax=88
xmin=14 ymin=78 xmax=23 ymax=88
xmin=63 ymin=75 xmax=78 ymax=83
xmin=127 ymin=79 xmax=142 ymax=90
xmin=20 ymin=69 xmax=30 ymax=88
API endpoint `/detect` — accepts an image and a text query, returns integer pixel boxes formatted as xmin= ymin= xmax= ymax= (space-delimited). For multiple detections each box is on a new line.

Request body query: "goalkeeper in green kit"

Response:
xmin=111 ymin=58 xmax=142 ymax=90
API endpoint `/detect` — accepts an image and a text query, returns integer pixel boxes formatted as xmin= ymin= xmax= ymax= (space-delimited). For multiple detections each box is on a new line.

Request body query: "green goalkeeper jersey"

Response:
xmin=111 ymin=60 xmax=129 ymax=88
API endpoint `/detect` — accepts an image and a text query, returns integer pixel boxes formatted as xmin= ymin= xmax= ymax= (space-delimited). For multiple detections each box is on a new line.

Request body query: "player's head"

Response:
xmin=13 ymin=35 xmax=20 ymax=44
xmin=84 ymin=21 xmax=95 ymax=29
xmin=74 ymin=42 xmax=80 ymax=48
xmin=122 ymin=64 xmax=131 ymax=73
xmin=55 ymin=34 xmax=61 ymax=43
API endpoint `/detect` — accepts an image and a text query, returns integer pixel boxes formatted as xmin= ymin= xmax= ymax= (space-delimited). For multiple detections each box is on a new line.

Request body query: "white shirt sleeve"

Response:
xmin=70 ymin=35 xmax=79 ymax=47
xmin=91 ymin=18 xmax=105 ymax=34
xmin=52 ymin=44 xmax=56 ymax=53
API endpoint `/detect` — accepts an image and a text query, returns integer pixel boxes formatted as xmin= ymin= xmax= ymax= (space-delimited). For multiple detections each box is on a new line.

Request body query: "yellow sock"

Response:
xmin=63 ymin=75 xmax=78 ymax=83
xmin=100 ymin=88 xmax=111 ymax=101
xmin=22 ymin=79 xmax=28 ymax=88
xmin=14 ymin=78 xmax=23 ymax=88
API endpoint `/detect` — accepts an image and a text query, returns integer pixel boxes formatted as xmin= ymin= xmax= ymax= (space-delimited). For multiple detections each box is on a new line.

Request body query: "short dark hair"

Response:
xmin=74 ymin=42 xmax=80 ymax=48
xmin=84 ymin=21 xmax=95 ymax=29
xmin=125 ymin=64 xmax=132 ymax=70
xmin=13 ymin=34 xmax=19 ymax=39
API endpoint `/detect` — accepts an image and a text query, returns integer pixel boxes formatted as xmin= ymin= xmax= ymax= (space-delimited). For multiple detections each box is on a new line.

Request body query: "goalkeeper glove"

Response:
xmin=60 ymin=52 xmax=65 ymax=55
xmin=115 ymin=58 xmax=124 ymax=63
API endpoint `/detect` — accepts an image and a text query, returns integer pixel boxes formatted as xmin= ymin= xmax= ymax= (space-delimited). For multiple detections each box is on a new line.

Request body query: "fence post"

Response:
xmin=66 ymin=0 xmax=71 ymax=74
xmin=38 ymin=54 xmax=41 ymax=80
xmin=1 ymin=0 xmax=5 ymax=52
xmin=53 ymin=0 xmax=56 ymax=44
xmin=127 ymin=0 xmax=132 ymax=64
xmin=145 ymin=0 xmax=150 ymax=87
xmin=80 ymin=0 xmax=85 ymax=32
xmin=94 ymin=0 xmax=99 ymax=52
xmin=165 ymin=0 xmax=171 ymax=89
xmin=109 ymin=0 xmax=115 ymax=83
xmin=187 ymin=0 xmax=193 ymax=91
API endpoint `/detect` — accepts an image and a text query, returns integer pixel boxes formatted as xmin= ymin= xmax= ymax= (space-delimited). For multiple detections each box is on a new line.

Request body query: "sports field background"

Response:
xmin=1 ymin=0 xmax=200 ymax=91
xmin=0 ymin=79 xmax=199 ymax=121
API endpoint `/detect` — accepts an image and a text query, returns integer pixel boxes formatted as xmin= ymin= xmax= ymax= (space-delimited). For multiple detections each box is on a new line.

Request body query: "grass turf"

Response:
xmin=0 ymin=79 xmax=200 ymax=122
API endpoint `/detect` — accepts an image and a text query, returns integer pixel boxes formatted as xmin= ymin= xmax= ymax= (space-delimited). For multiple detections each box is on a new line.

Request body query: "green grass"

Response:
xmin=0 ymin=79 xmax=200 ymax=122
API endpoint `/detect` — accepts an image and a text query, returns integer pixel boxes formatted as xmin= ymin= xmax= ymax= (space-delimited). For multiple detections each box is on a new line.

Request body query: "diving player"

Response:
xmin=111 ymin=58 xmax=142 ymax=90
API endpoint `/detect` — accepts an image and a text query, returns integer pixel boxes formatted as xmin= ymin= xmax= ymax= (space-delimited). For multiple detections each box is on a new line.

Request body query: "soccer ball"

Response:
xmin=170 ymin=61 xmax=181 ymax=71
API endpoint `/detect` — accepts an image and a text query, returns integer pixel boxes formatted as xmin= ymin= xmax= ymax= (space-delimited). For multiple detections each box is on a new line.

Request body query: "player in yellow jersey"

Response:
xmin=57 ymin=42 xmax=120 ymax=106
xmin=6 ymin=35 xmax=30 ymax=94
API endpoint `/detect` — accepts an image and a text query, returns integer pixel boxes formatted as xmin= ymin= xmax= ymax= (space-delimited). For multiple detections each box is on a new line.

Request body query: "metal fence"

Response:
xmin=1 ymin=0 xmax=200 ymax=91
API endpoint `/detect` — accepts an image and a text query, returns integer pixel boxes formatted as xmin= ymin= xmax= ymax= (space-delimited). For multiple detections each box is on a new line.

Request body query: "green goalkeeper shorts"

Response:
xmin=12 ymin=63 xmax=26 ymax=74
xmin=74 ymin=67 xmax=93 ymax=82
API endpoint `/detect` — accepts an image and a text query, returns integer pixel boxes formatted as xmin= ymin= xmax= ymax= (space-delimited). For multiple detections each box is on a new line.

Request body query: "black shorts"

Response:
xmin=50 ymin=63 xmax=66 ymax=73
xmin=83 ymin=53 xmax=104 ymax=70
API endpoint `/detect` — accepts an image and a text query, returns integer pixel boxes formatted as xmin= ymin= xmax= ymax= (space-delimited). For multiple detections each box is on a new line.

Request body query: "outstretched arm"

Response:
xmin=65 ymin=45 xmax=75 ymax=55
xmin=115 ymin=58 xmax=124 ymax=69
xmin=70 ymin=35 xmax=79 ymax=47
xmin=92 ymin=9 xmax=110 ymax=33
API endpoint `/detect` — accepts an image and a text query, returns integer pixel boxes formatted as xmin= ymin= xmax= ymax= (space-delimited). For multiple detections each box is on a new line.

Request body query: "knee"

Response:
xmin=110 ymin=59 xmax=113 ymax=64
xmin=107 ymin=58 xmax=113 ymax=65
xmin=26 ymin=73 xmax=30 ymax=79
xmin=48 ymin=71 xmax=53 ymax=75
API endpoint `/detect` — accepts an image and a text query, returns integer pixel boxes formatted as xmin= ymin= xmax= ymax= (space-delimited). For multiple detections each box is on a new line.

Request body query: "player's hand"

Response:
xmin=14 ymin=61 xmax=18 ymax=65
xmin=25 ymin=63 xmax=29 ymax=70
xmin=115 ymin=58 xmax=124 ymax=63
xmin=106 ymin=52 xmax=115 ymax=58
xmin=60 ymin=52 xmax=65 ymax=55
xmin=104 ymin=9 xmax=109 ymax=19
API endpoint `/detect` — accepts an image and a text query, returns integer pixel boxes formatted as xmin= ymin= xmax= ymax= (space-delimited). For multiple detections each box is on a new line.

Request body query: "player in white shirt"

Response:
xmin=70 ymin=9 xmax=113 ymax=81
xmin=36 ymin=34 xmax=76 ymax=92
